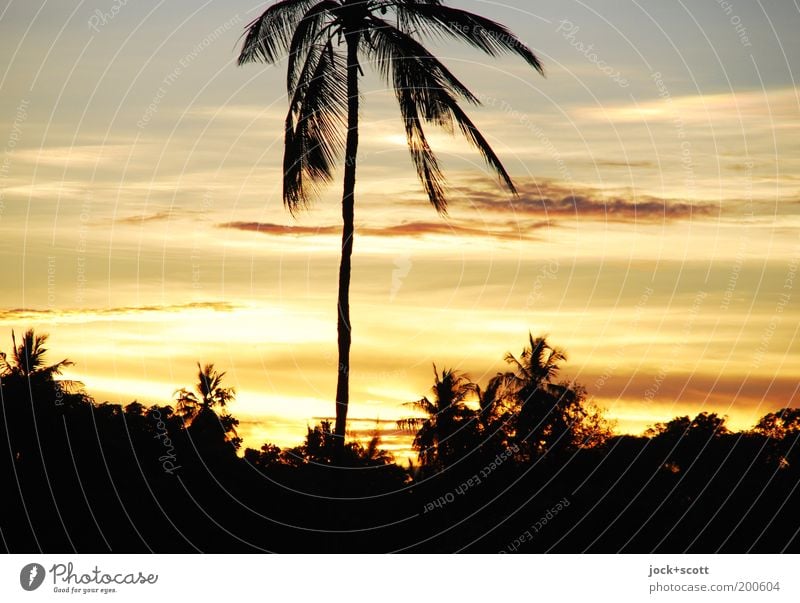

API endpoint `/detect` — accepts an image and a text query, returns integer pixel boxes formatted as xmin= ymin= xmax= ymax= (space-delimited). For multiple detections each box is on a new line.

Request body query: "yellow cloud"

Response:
xmin=572 ymin=87 xmax=799 ymax=125
xmin=13 ymin=144 xmax=143 ymax=168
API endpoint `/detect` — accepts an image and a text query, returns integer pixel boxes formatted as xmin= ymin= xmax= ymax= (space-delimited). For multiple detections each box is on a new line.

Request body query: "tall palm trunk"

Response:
xmin=334 ymin=31 xmax=360 ymax=443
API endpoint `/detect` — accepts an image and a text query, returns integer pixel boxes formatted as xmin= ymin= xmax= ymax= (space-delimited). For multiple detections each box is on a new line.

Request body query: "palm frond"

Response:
xmin=365 ymin=16 xmax=516 ymax=209
xmin=0 ymin=352 xmax=11 ymax=376
xmin=393 ymin=3 xmax=544 ymax=75
xmin=174 ymin=387 xmax=200 ymax=419
xmin=238 ymin=0 xmax=321 ymax=65
xmin=403 ymin=396 xmax=437 ymax=416
xmin=365 ymin=16 xmax=479 ymax=105
xmin=57 ymin=379 xmax=85 ymax=393
xmin=402 ymin=100 xmax=448 ymax=211
xmin=365 ymin=18 xmax=463 ymax=211
xmin=446 ymin=101 xmax=516 ymax=193
xmin=433 ymin=367 xmax=476 ymax=405
xmin=477 ymin=373 xmax=506 ymax=411
xmin=286 ymin=1 xmax=339 ymax=93
xmin=528 ymin=334 xmax=565 ymax=381
xmin=503 ymin=351 xmax=528 ymax=378
xmin=397 ymin=417 xmax=426 ymax=432
xmin=284 ymin=39 xmax=348 ymax=211
xmin=7 ymin=329 xmax=73 ymax=378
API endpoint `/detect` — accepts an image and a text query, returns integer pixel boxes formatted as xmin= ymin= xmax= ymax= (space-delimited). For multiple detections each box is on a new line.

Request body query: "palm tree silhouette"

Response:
xmin=399 ymin=365 xmax=477 ymax=468
xmin=475 ymin=372 xmax=512 ymax=452
xmin=175 ymin=363 xmax=234 ymax=420
xmin=0 ymin=329 xmax=83 ymax=462
xmin=0 ymin=329 xmax=82 ymax=401
xmin=175 ymin=363 xmax=241 ymax=449
xmin=498 ymin=333 xmax=572 ymax=456
xmin=238 ymin=0 xmax=544 ymax=443
xmin=0 ymin=329 xmax=73 ymax=381
xmin=504 ymin=334 xmax=566 ymax=391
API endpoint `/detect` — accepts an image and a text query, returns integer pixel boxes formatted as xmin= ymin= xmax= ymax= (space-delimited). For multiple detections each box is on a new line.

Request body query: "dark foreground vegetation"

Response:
xmin=1 ymin=329 xmax=798 ymax=553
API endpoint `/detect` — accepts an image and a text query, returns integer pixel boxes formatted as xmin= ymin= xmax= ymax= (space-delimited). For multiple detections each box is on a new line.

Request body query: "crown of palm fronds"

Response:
xmin=400 ymin=364 xmax=476 ymax=425
xmin=397 ymin=365 xmax=478 ymax=467
xmin=503 ymin=333 xmax=566 ymax=389
xmin=175 ymin=362 xmax=235 ymax=419
xmin=0 ymin=329 xmax=74 ymax=380
xmin=238 ymin=0 xmax=543 ymax=213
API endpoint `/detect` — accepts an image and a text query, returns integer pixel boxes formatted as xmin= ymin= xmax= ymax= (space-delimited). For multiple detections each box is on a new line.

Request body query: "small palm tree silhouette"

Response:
xmin=399 ymin=365 xmax=477 ymax=468
xmin=239 ymin=0 xmax=544 ymax=444
xmin=0 ymin=329 xmax=82 ymax=396
xmin=174 ymin=362 xmax=235 ymax=420
xmin=498 ymin=333 xmax=610 ymax=456
xmin=175 ymin=363 xmax=241 ymax=451
xmin=504 ymin=333 xmax=566 ymax=391
xmin=0 ymin=329 xmax=72 ymax=380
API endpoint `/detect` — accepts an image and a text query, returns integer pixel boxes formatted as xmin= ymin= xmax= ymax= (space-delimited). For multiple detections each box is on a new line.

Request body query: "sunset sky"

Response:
xmin=1 ymin=0 xmax=798 ymax=455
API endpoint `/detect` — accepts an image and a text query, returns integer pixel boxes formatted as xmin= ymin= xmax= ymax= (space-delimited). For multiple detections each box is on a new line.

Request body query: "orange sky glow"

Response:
xmin=1 ymin=0 xmax=798 ymax=459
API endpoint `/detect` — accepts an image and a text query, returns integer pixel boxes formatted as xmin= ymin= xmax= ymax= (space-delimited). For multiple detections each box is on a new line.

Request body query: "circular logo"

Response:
xmin=20 ymin=563 xmax=45 ymax=591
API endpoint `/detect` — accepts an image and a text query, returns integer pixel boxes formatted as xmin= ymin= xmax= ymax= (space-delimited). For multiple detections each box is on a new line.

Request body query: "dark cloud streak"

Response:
xmin=220 ymin=220 xmax=550 ymax=241
xmin=115 ymin=210 xmax=176 ymax=225
xmin=0 ymin=301 xmax=237 ymax=322
xmin=459 ymin=180 xmax=717 ymax=223
xmin=220 ymin=180 xmax=720 ymax=242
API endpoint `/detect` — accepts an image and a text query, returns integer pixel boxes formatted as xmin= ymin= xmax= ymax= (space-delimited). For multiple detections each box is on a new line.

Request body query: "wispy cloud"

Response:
xmin=219 ymin=176 xmax=787 ymax=239
xmin=115 ymin=210 xmax=177 ymax=225
xmin=220 ymin=222 xmax=340 ymax=236
xmin=187 ymin=104 xmax=287 ymax=122
xmin=2 ymin=181 xmax=87 ymax=200
xmin=571 ymin=87 xmax=800 ymax=126
xmin=13 ymin=144 xmax=141 ymax=168
xmin=364 ymin=221 xmax=533 ymax=239
xmin=0 ymin=301 xmax=237 ymax=323
xmin=218 ymin=178 xmax=719 ymax=242
xmin=456 ymin=179 xmax=717 ymax=223
xmin=219 ymin=219 xmax=551 ymax=241
xmin=515 ymin=194 xmax=711 ymax=222
xmin=594 ymin=160 xmax=656 ymax=169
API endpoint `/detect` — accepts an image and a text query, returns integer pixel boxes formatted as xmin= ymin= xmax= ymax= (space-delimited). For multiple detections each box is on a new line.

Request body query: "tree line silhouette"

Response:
xmin=1 ymin=328 xmax=798 ymax=552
